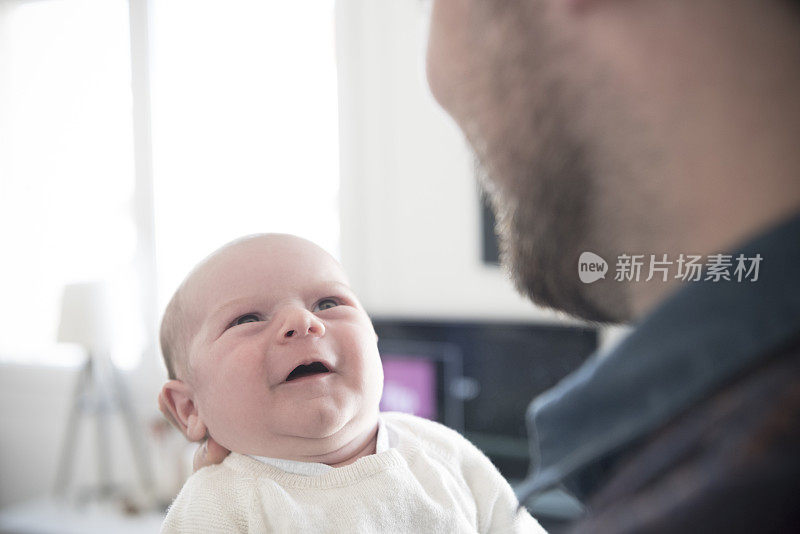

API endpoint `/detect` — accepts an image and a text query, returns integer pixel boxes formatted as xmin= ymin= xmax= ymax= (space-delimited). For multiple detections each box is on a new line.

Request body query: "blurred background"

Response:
xmin=0 ymin=0 xmax=618 ymax=531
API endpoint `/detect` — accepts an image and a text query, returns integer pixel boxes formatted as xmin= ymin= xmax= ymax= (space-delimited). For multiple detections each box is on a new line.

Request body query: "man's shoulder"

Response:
xmin=577 ymin=341 xmax=800 ymax=533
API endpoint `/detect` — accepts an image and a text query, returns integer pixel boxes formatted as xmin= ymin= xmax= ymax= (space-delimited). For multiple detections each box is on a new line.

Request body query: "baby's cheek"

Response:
xmin=358 ymin=346 xmax=384 ymax=403
xmin=198 ymin=372 xmax=268 ymax=451
xmin=196 ymin=352 xmax=264 ymax=420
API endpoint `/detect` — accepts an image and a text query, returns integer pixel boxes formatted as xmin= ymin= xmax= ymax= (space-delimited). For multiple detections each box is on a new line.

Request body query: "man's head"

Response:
xmin=159 ymin=234 xmax=383 ymax=461
xmin=426 ymin=0 xmax=800 ymax=322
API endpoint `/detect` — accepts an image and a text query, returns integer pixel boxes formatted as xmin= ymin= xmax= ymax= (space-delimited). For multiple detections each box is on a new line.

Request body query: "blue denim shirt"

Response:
xmin=516 ymin=211 xmax=800 ymax=507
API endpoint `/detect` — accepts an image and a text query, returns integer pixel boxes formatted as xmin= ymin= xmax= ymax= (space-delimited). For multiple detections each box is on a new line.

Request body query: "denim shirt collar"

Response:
xmin=517 ymin=211 xmax=800 ymax=504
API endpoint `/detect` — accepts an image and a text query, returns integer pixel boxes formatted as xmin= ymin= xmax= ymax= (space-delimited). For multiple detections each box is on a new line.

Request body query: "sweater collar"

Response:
xmin=249 ymin=416 xmax=391 ymax=476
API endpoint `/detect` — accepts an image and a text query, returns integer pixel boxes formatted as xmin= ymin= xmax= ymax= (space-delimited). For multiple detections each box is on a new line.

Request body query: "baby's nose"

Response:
xmin=276 ymin=307 xmax=325 ymax=342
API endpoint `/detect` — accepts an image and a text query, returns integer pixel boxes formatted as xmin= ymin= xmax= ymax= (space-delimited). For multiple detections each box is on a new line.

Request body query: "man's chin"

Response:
xmin=499 ymin=227 xmax=631 ymax=325
xmin=518 ymin=276 xmax=630 ymax=325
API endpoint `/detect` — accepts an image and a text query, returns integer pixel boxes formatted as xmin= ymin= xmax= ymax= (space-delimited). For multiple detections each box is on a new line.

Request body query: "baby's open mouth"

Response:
xmin=285 ymin=361 xmax=330 ymax=382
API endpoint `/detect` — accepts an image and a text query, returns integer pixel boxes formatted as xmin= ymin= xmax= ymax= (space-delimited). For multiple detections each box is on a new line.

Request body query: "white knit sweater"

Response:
xmin=161 ymin=412 xmax=543 ymax=533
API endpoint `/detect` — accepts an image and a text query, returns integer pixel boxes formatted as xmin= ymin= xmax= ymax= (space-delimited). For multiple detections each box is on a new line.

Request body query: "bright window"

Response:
xmin=0 ymin=0 xmax=141 ymax=367
xmin=0 ymin=0 xmax=340 ymax=368
xmin=150 ymin=0 xmax=340 ymax=311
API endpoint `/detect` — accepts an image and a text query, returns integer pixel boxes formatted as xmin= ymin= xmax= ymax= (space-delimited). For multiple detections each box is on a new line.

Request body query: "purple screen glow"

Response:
xmin=379 ymin=355 xmax=437 ymax=420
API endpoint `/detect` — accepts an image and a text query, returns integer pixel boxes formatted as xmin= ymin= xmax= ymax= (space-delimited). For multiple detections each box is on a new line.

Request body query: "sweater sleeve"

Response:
xmin=455 ymin=433 xmax=545 ymax=533
xmin=390 ymin=412 xmax=546 ymax=533
xmin=160 ymin=465 xmax=249 ymax=534
xmin=478 ymin=470 xmax=544 ymax=533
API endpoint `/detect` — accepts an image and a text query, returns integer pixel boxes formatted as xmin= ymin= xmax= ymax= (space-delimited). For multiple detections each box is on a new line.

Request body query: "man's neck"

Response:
xmin=628 ymin=199 xmax=800 ymax=319
xmin=600 ymin=0 xmax=800 ymax=321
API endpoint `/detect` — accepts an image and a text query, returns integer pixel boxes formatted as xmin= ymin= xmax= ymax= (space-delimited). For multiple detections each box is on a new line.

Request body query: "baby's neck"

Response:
xmin=295 ymin=420 xmax=379 ymax=468
xmin=327 ymin=425 xmax=378 ymax=468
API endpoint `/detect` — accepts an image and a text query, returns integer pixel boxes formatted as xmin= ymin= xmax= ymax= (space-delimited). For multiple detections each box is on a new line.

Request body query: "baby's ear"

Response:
xmin=161 ymin=380 xmax=207 ymax=442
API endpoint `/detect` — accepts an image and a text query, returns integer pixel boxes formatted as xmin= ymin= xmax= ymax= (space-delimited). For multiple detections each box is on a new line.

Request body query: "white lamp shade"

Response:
xmin=57 ymin=281 xmax=112 ymax=353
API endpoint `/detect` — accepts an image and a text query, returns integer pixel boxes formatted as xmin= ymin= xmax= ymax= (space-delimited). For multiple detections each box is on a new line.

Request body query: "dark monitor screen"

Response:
xmin=374 ymin=318 xmax=598 ymax=480
xmin=380 ymin=355 xmax=437 ymax=420
xmin=378 ymin=339 xmax=464 ymax=430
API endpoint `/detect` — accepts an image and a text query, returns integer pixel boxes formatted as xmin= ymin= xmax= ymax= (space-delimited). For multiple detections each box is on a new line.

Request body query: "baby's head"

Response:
xmin=159 ymin=234 xmax=383 ymax=462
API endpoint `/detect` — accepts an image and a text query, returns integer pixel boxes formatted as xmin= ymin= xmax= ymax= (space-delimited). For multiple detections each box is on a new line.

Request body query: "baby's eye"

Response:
xmin=231 ymin=313 xmax=260 ymax=327
xmin=314 ymin=298 xmax=339 ymax=311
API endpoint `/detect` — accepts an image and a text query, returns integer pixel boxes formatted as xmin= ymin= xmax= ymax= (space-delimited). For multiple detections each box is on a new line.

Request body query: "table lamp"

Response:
xmin=54 ymin=281 xmax=154 ymax=507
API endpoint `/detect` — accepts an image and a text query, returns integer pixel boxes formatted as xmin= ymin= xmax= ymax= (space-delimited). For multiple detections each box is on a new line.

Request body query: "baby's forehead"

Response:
xmin=183 ymin=235 xmax=346 ymax=306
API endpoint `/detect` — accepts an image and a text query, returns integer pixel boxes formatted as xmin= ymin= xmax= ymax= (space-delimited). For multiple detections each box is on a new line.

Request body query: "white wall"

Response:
xmin=0 ymin=360 xmax=170 ymax=509
xmin=336 ymin=0 xmax=574 ymax=323
xmin=0 ymin=365 xmax=74 ymax=507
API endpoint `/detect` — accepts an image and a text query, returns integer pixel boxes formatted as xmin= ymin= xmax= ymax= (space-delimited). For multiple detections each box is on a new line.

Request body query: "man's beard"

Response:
xmin=473 ymin=106 xmax=630 ymax=324
xmin=443 ymin=1 xmax=632 ymax=324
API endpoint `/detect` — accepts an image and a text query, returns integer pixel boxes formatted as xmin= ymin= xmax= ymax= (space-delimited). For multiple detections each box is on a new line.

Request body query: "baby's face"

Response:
xmin=182 ymin=236 xmax=383 ymax=458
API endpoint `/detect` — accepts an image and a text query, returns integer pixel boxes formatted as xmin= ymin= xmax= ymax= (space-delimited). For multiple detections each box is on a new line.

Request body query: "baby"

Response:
xmin=159 ymin=234 xmax=542 ymax=533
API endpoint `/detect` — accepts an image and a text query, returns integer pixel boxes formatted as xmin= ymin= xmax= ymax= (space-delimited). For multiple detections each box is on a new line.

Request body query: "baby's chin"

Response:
xmin=288 ymin=401 xmax=355 ymax=439
xmin=290 ymin=397 xmax=380 ymax=442
xmin=234 ymin=401 xmax=378 ymax=458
